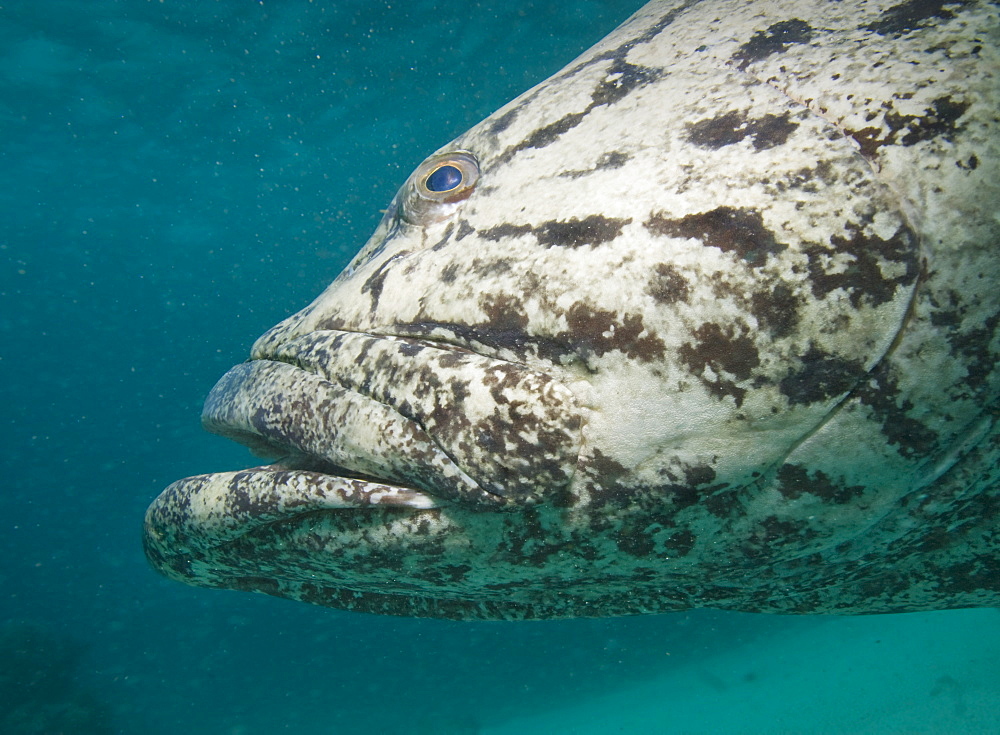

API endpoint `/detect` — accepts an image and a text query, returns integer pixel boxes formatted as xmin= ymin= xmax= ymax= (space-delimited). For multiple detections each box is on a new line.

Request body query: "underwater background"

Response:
xmin=1 ymin=1 xmax=998 ymax=732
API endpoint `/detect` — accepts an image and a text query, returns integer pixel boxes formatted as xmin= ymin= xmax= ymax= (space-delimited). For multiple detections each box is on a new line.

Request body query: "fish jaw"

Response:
xmin=142 ymin=329 xmax=586 ymax=598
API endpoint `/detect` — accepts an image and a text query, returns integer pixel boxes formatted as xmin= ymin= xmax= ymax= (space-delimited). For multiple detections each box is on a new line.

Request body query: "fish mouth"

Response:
xmin=144 ymin=329 xmax=583 ymax=576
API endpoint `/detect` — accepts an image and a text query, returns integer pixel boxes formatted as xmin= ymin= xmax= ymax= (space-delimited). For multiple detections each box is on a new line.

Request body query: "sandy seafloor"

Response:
xmin=1 ymin=1 xmax=998 ymax=733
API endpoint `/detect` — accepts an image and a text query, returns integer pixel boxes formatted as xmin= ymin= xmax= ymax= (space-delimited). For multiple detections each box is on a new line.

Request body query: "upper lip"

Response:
xmin=201 ymin=334 xmax=508 ymax=508
xmin=199 ymin=326 xmax=585 ymax=508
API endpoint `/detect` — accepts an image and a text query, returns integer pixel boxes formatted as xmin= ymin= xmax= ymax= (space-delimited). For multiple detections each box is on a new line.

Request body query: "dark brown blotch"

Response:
xmin=776 ymin=464 xmax=866 ymax=503
xmin=645 ymin=207 xmax=785 ymax=266
xmin=500 ymin=58 xmax=662 ymax=163
xmin=479 ymin=293 xmax=530 ymax=333
xmin=779 ymin=345 xmax=866 ymax=405
xmin=361 ymin=252 xmax=408 ymax=312
xmin=591 ymin=59 xmax=661 ymax=107
xmin=934 ymin=557 xmax=1000 ymax=598
xmin=361 ymin=265 xmax=389 ymax=310
xmin=455 ymin=219 xmax=476 ymax=241
xmin=517 ymin=111 xmax=588 ymax=153
xmin=856 ymin=362 xmax=940 ymax=459
xmin=480 ymin=223 xmax=534 ymax=241
xmin=750 ymin=282 xmax=801 ymax=338
xmin=596 ymin=151 xmax=630 ymax=169
xmin=226 ymin=472 xmax=280 ymax=517
xmin=684 ymin=463 xmax=717 ymax=488
xmin=496 ymin=507 xmax=566 ymax=567
xmin=562 ymin=302 xmax=666 ymax=363
xmin=680 ymin=322 xmax=760 ymax=379
xmin=947 ymin=310 xmax=1000 ymax=393
xmin=848 ymin=95 xmax=970 ymax=158
xmin=863 ymin=0 xmax=969 ymax=37
xmin=805 ymin=224 xmax=919 ymax=308
xmin=956 ymin=154 xmax=979 ymax=171
xmin=646 ymin=263 xmax=691 ymax=304
xmin=686 ymin=110 xmax=799 ymax=152
xmin=616 ymin=521 xmax=656 ymax=557
xmin=743 ymin=515 xmax=819 ymax=558
xmin=664 ymin=529 xmax=696 ymax=557
xmin=562 ymin=151 xmax=632 ymax=179
xmin=732 ymin=19 xmax=814 ymax=70
xmin=430 ymin=222 xmax=455 ymax=252
xmin=891 ymin=95 xmax=969 ymax=146
xmin=581 ymin=449 xmax=631 ymax=509
xmin=535 ymin=214 xmax=632 ymax=248
xmin=424 ymin=378 xmax=471 ymax=441
xmin=489 ymin=105 xmax=522 ymax=135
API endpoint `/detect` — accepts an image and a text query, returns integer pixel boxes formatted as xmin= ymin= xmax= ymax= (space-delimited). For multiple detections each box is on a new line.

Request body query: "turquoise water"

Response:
xmin=1 ymin=1 xmax=998 ymax=733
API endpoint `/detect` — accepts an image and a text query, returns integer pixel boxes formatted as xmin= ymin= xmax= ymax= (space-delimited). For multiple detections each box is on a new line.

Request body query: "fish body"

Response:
xmin=145 ymin=0 xmax=1000 ymax=620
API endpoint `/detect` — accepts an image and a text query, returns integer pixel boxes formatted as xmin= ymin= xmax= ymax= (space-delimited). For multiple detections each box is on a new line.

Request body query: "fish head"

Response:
xmin=144 ymin=0 xmax=1000 ymax=619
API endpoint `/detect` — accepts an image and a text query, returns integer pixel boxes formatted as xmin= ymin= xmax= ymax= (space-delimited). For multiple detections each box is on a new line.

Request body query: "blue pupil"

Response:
xmin=425 ymin=164 xmax=463 ymax=192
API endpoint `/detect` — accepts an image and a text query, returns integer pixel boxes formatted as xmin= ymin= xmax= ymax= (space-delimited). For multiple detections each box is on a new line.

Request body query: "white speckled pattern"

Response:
xmin=145 ymin=0 xmax=999 ymax=620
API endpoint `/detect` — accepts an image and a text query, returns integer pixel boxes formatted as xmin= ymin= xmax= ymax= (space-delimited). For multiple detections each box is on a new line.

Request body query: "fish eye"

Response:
xmin=425 ymin=164 xmax=464 ymax=192
xmin=402 ymin=151 xmax=480 ymax=224
xmin=413 ymin=151 xmax=479 ymax=202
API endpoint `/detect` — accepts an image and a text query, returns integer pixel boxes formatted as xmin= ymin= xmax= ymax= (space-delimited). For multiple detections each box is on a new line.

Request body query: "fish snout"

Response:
xmin=202 ymin=330 xmax=584 ymax=508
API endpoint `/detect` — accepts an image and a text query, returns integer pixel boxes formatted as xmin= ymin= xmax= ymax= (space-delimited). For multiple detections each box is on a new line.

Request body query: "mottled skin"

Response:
xmin=144 ymin=0 xmax=1000 ymax=620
